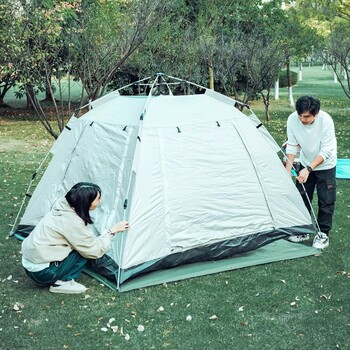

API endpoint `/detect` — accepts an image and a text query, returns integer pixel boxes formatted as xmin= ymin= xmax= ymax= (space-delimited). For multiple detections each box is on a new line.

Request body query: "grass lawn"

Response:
xmin=0 ymin=66 xmax=350 ymax=350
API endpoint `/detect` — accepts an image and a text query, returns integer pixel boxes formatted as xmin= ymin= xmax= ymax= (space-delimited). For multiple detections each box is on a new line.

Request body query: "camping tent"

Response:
xmin=13 ymin=74 xmax=317 ymax=291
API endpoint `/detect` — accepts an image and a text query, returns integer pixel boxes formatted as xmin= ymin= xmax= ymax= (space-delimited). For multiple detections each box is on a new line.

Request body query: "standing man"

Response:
xmin=285 ymin=96 xmax=337 ymax=249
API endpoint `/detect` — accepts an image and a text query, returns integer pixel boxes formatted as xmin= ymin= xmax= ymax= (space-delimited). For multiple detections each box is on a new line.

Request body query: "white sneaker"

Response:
xmin=312 ymin=232 xmax=329 ymax=249
xmin=49 ymin=279 xmax=87 ymax=294
xmin=287 ymin=234 xmax=310 ymax=243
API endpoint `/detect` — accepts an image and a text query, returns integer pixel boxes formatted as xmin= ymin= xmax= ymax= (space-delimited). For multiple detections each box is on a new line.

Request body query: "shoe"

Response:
xmin=49 ymin=279 xmax=87 ymax=294
xmin=312 ymin=232 xmax=329 ymax=249
xmin=287 ymin=234 xmax=310 ymax=243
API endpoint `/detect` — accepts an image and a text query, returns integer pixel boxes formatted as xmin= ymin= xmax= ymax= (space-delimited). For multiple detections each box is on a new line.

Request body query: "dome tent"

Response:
xmin=13 ymin=74 xmax=318 ymax=291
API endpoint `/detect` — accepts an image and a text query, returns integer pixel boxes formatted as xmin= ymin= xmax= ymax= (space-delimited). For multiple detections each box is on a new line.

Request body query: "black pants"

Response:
xmin=296 ymin=166 xmax=336 ymax=235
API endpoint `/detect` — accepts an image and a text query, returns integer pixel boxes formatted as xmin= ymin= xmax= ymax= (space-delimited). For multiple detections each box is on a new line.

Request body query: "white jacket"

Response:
xmin=21 ymin=198 xmax=113 ymax=264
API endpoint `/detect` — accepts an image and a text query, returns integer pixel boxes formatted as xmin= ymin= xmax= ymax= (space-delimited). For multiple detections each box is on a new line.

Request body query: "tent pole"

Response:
xmin=9 ymin=150 xmax=52 ymax=237
xmin=116 ymin=76 xmax=152 ymax=94
xmin=116 ymin=74 xmax=160 ymax=290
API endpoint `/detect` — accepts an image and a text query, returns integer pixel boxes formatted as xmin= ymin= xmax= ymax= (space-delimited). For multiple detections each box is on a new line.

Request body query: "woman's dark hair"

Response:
xmin=65 ymin=182 xmax=101 ymax=225
xmin=295 ymin=96 xmax=320 ymax=116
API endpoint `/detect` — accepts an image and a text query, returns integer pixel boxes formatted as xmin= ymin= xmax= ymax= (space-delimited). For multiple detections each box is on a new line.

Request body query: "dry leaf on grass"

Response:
xmin=12 ymin=303 xmax=24 ymax=312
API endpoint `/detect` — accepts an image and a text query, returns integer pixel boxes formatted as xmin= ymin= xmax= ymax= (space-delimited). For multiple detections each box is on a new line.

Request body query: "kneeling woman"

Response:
xmin=21 ymin=182 xmax=129 ymax=294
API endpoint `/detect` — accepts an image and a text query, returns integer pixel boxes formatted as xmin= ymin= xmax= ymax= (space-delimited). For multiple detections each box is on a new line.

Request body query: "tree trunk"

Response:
xmin=288 ymin=85 xmax=294 ymax=108
xmin=274 ymin=78 xmax=279 ymax=100
xmin=45 ymin=78 xmax=52 ymax=101
xmin=286 ymin=59 xmax=294 ymax=108
xmin=209 ymin=65 xmax=214 ymax=90
xmin=298 ymin=62 xmax=303 ymax=81
xmin=0 ymin=82 xmax=12 ymax=107
xmin=261 ymin=90 xmax=271 ymax=122
xmin=26 ymin=85 xmax=35 ymax=109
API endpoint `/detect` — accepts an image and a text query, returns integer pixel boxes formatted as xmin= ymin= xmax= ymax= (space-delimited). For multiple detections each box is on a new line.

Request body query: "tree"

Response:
xmin=108 ymin=0 xmax=202 ymax=88
xmin=72 ymin=0 xmax=171 ymax=101
xmin=13 ymin=0 xmax=80 ymax=138
xmin=11 ymin=0 xmax=171 ymax=139
xmin=0 ymin=1 xmax=23 ymax=107
xmin=272 ymin=8 xmax=321 ymax=107
xmin=328 ymin=22 xmax=350 ymax=99
xmin=294 ymin=0 xmax=350 ymax=100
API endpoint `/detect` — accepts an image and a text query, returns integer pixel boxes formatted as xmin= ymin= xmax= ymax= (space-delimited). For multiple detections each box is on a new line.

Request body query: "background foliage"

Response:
xmin=0 ymin=64 xmax=349 ymax=350
xmin=1 ymin=0 xmax=349 ymax=139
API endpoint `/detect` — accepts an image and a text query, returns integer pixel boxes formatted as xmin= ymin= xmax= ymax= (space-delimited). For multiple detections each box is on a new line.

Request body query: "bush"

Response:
xmin=279 ymin=69 xmax=298 ymax=87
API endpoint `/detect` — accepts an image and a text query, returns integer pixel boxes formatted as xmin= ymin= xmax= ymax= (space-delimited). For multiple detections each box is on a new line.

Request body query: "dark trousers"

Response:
xmin=296 ymin=166 xmax=336 ymax=235
xmin=25 ymin=250 xmax=87 ymax=286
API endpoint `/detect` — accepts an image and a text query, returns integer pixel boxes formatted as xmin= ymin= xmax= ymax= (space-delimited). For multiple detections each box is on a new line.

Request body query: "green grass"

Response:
xmin=1 ymin=66 xmax=350 ymax=350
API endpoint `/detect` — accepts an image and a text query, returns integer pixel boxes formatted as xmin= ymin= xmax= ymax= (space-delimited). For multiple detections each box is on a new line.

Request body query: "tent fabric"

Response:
xmin=13 ymin=231 xmax=319 ymax=292
xmin=336 ymin=159 xmax=350 ymax=179
xmin=14 ymin=77 xmax=317 ymax=291
xmin=86 ymin=239 xmax=320 ymax=292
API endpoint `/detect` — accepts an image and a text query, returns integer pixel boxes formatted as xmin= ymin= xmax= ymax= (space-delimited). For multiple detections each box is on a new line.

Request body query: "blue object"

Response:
xmin=336 ymin=159 xmax=350 ymax=179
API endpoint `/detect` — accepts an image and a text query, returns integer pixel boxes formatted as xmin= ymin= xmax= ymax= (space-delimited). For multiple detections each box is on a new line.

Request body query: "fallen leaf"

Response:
xmin=280 ymin=279 xmax=286 ymax=284
xmin=209 ymin=315 xmax=218 ymax=320
xmin=238 ymin=306 xmax=244 ymax=312
xmin=157 ymin=306 xmax=164 ymax=312
xmin=186 ymin=315 xmax=192 ymax=321
xmin=101 ymin=327 xmax=108 ymax=332
xmin=125 ymin=334 xmax=130 ymax=340
xmin=137 ymin=325 xmax=145 ymax=332
xmin=12 ymin=303 xmax=24 ymax=312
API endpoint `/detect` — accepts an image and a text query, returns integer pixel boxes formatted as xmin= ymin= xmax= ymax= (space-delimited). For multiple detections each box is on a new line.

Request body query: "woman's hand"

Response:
xmin=109 ymin=221 xmax=129 ymax=235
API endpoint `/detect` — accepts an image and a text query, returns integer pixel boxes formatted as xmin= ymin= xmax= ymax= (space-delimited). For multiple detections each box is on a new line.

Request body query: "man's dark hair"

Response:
xmin=295 ymin=96 xmax=320 ymax=116
xmin=65 ymin=182 xmax=101 ymax=225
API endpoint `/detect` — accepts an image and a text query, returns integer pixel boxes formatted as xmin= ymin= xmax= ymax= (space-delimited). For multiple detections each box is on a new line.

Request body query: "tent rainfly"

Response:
xmin=12 ymin=74 xmax=317 ymax=291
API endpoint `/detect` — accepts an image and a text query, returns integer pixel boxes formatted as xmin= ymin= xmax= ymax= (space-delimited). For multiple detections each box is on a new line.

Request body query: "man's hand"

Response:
xmin=297 ymin=167 xmax=310 ymax=184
